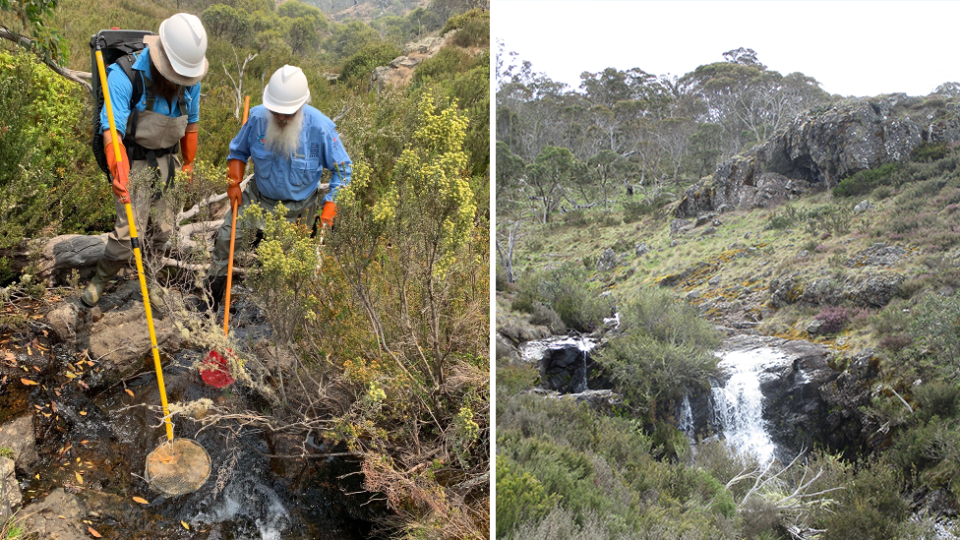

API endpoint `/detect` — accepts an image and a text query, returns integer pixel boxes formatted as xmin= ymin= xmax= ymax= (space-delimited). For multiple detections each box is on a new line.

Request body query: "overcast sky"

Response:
xmin=495 ymin=1 xmax=960 ymax=98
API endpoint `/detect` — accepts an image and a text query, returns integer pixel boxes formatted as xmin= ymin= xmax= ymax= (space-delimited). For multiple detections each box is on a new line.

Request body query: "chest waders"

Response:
xmin=96 ymin=47 xmax=211 ymax=496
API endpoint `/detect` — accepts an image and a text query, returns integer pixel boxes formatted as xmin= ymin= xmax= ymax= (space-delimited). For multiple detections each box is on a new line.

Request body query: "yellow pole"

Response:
xmin=96 ymin=48 xmax=174 ymax=442
xmin=223 ymin=96 xmax=248 ymax=335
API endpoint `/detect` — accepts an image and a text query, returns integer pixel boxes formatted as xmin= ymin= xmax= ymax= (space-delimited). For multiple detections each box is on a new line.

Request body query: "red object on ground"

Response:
xmin=200 ymin=349 xmax=235 ymax=388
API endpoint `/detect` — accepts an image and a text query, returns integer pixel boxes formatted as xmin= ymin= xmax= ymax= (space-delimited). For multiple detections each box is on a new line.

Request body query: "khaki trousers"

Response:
xmin=102 ymin=156 xmax=179 ymax=262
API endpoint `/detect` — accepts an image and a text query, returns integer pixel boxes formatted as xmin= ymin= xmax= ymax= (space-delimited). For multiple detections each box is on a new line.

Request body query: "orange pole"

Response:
xmin=223 ymin=96 xmax=249 ymax=335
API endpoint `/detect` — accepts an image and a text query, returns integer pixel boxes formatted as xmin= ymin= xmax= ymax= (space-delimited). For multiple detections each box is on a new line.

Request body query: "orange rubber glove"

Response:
xmin=180 ymin=130 xmax=198 ymax=178
xmin=320 ymin=201 xmax=337 ymax=228
xmin=227 ymin=159 xmax=245 ymax=208
xmin=105 ymin=141 xmax=131 ymax=204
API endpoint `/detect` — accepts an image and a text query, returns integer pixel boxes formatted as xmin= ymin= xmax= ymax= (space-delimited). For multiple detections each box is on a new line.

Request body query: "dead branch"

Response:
xmin=0 ymin=26 xmax=93 ymax=93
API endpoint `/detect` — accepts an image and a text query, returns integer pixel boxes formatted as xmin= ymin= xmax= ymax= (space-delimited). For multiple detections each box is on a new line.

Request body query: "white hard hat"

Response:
xmin=145 ymin=13 xmax=209 ymax=86
xmin=263 ymin=65 xmax=311 ymax=115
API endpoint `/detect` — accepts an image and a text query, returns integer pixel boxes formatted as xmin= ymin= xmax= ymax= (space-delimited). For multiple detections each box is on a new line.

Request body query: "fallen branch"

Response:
xmin=178 ymin=175 xmax=251 ymax=223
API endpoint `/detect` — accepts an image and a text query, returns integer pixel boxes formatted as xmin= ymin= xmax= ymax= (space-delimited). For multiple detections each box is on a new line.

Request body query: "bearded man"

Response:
xmin=82 ymin=13 xmax=209 ymax=307
xmin=206 ymin=65 xmax=353 ymax=310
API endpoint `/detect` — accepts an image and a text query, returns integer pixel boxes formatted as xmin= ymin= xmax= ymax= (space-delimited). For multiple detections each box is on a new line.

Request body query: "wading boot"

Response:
xmin=81 ymin=258 xmax=126 ymax=307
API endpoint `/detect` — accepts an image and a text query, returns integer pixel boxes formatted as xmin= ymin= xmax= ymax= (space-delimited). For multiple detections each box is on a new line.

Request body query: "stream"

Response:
xmin=1 ymin=323 xmax=380 ymax=539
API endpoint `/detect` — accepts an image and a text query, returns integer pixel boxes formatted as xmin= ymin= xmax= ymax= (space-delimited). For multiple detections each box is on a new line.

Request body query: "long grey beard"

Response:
xmin=264 ymin=111 xmax=304 ymax=157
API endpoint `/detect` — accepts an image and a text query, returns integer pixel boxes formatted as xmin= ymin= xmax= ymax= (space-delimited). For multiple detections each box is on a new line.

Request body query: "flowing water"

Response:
xmin=707 ymin=347 xmax=786 ymax=464
xmin=7 ymin=343 xmax=376 ymax=539
xmin=520 ymin=335 xmax=597 ymax=392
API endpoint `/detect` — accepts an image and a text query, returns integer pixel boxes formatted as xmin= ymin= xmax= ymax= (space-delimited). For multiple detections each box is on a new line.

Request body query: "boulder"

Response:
xmin=20 ymin=489 xmax=87 ymax=540
xmin=676 ymin=96 xmax=960 ymax=217
xmin=844 ymin=273 xmax=905 ymax=308
xmin=670 ymin=219 xmax=692 ymax=235
xmin=43 ymin=280 xmax=183 ymax=386
xmin=596 ymin=248 xmax=617 ymax=272
xmin=635 ymin=242 xmax=649 ymax=257
xmin=845 ymin=243 xmax=908 ymax=267
xmin=495 ymin=333 xmax=520 ymax=364
xmin=0 ymin=414 xmax=38 ymax=470
xmin=0 ymin=456 xmax=20 ymax=512
xmin=854 ymin=200 xmax=874 ymax=214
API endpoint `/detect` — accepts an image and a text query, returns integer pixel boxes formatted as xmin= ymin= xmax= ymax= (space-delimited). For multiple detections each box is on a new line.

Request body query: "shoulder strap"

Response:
xmin=116 ymin=53 xmax=144 ymax=141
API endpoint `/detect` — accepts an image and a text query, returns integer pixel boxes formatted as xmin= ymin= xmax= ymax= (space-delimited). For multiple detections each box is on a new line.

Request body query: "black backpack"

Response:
xmin=89 ymin=29 xmax=152 ymax=180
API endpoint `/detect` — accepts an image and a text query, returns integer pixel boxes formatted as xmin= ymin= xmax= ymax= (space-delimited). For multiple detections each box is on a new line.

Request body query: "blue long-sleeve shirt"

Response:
xmin=99 ymin=46 xmax=200 ymax=137
xmin=227 ymin=105 xmax=352 ymax=203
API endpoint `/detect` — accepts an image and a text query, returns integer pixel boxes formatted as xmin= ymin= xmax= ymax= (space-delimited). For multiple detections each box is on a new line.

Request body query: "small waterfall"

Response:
xmin=677 ymin=395 xmax=694 ymax=438
xmin=711 ymin=348 xmax=784 ymax=464
xmin=520 ymin=335 xmax=597 ymax=393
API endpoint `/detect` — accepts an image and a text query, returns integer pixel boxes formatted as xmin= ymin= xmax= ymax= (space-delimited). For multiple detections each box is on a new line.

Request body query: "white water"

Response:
xmin=678 ymin=395 xmax=694 ymax=437
xmin=519 ymin=335 xmax=597 ymax=392
xmin=711 ymin=348 xmax=786 ymax=464
xmin=193 ymin=479 xmax=292 ymax=539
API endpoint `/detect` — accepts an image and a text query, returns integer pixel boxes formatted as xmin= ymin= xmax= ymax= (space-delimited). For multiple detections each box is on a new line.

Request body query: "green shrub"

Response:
xmin=915 ymin=382 xmax=960 ymax=422
xmin=441 ymin=9 xmax=489 ymax=48
xmin=530 ymin=303 xmax=566 ymax=334
xmin=338 ymin=41 xmax=403 ymax=86
xmin=622 ymin=198 xmax=665 ymax=223
xmin=513 ymin=263 xmax=609 ymax=333
xmin=496 ymin=456 xmax=561 ymax=538
xmin=911 ymin=292 xmax=960 ymax=371
xmin=596 ymin=287 xmax=720 ymax=417
xmin=911 ymin=141 xmax=950 ymax=163
xmin=834 ymin=163 xmax=901 ymax=198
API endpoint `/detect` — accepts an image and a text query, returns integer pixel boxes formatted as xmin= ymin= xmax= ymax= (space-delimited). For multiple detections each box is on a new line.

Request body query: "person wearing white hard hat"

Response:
xmin=82 ymin=13 xmax=210 ymax=307
xmin=205 ymin=65 xmax=353 ymax=311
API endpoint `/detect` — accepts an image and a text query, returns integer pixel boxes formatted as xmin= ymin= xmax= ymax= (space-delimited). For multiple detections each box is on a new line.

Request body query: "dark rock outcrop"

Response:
xmin=676 ymin=95 xmax=960 ymax=217
xmin=540 ymin=345 xmax=589 ymax=394
xmin=759 ymin=339 xmax=840 ymax=451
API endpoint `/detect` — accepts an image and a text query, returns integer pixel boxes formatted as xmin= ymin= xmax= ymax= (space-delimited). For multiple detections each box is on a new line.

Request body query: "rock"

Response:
xmin=540 ymin=345 xmax=589 ymax=394
xmin=806 ymin=318 xmax=825 ymax=335
xmin=800 ymin=278 xmax=842 ymax=306
xmin=771 ymin=277 xmax=802 ymax=308
xmin=709 ymin=276 xmax=722 ymax=286
xmin=0 ymin=457 xmax=20 ymax=512
xmin=670 ymin=219 xmax=692 ymax=235
xmin=797 ymin=250 xmax=809 ymax=258
xmin=496 ymin=333 xmax=520 ymax=364
xmin=854 ymin=200 xmax=874 ymax=214
xmin=911 ymin=488 xmax=958 ymax=518
xmin=0 ymin=415 xmax=38 ymax=470
xmin=700 ymin=227 xmax=716 ymax=237
xmin=21 ymin=489 xmax=87 ymax=540
xmin=42 ymin=280 xmax=183 ymax=386
xmin=846 ymin=243 xmax=908 ymax=267
xmin=635 ymin=242 xmax=649 ymax=257
xmin=694 ymin=215 xmax=710 ymax=228
xmin=712 ymin=219 xmax=722 ymax=227
xmin=670 ymin=239 xmax=680 ymax=248
xmin=675 ymin=96 xmax=960 ymax=217
xmin=844 ymin=274 xmax=904 ymax=308
xmin=757 ymin=338 xmax=840 ymax=451
xmin=596 ymin=248 xmax=617 ymax=272
xmin=371 ymin=34 xmax=453 ymax=90
xmin=744 ymin=232 xmax=752 ymax=239
xmin=686 ymin=290 xmax=701 ymax=300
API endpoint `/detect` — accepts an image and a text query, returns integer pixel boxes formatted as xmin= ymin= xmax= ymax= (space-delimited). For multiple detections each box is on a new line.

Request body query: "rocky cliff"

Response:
xmin=676 ymin=94 xmax=960 ymax=217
